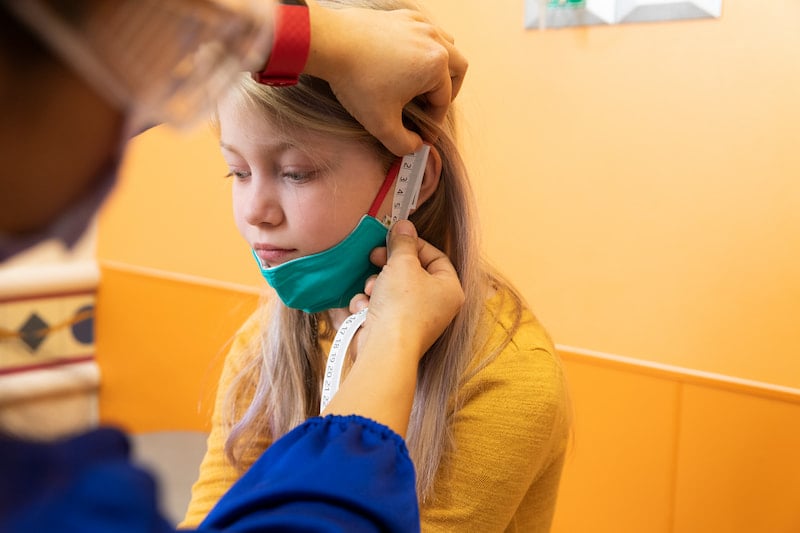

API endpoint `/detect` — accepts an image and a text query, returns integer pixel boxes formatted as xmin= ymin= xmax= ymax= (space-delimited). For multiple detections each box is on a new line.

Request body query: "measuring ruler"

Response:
xmin=390 ymin=144 xmax=430 ymax=226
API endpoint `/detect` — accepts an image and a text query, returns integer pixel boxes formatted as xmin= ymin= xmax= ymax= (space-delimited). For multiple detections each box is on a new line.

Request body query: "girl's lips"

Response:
xmin=254 ymin=246 xmax=296 ymax=266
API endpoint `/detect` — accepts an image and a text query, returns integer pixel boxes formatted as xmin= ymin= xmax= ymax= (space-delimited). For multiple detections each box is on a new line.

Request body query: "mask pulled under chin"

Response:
xmin=252 ymin=215 xmax=388 ymax=314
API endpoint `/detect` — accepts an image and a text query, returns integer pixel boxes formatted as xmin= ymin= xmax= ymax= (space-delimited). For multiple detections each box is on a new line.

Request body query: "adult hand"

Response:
xmin=306 ymin=2 xmax=468 ymax=156
xmin=350 ymin=220 xmax=464 ymax=358
xmin=324 ymin=220 xmax=461 ymax=435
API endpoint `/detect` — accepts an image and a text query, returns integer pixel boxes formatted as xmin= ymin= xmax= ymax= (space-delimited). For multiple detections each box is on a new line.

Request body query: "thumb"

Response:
xmin=387 ymin=220 xmax=420 ymax=259
xmin=383 ymin=127 xmax=424 ymax=157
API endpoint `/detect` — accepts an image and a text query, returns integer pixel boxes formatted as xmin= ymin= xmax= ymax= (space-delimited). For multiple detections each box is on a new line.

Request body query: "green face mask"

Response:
xmin=252 ymin=215 xmax=388 ymax=313
xmin=251 ymin=145 xmax=430 ymax=314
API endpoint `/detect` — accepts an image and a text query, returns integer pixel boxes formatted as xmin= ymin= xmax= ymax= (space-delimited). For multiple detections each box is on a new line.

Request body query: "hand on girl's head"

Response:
xmin=316 ymin=6 xmax=467 ymax=156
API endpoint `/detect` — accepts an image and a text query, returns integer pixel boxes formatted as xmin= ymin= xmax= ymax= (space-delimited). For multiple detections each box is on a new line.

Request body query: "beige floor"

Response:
xmin=131 ymin=431 xmax=208 ymax=526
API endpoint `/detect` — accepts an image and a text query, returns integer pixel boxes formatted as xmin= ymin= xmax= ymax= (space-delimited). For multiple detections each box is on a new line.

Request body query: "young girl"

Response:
xmin=182 ymin=2 xmax=570 ymax=530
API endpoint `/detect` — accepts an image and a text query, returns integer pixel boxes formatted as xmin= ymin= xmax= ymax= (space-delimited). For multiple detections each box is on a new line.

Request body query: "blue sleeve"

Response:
xmin=0 ymin=416 xmax=419 ymax=533
xmin=0 ymin=428 xmax=174 ymax=533
xmin=200 ymin=415 xmax=420 ymax=533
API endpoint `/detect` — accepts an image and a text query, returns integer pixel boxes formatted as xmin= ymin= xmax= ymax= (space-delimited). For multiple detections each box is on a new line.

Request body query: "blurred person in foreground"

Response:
xmin=0 ymin=0 xmax=467 ymax=531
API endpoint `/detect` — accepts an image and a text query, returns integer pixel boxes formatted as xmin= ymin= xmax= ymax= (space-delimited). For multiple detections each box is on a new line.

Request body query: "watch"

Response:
xmin=253 ymin=0 xmax=310 ymax=86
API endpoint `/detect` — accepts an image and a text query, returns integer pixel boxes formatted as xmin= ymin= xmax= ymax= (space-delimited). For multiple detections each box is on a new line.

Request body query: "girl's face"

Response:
xmin=218 ymin=94 xmax=389 ymax=267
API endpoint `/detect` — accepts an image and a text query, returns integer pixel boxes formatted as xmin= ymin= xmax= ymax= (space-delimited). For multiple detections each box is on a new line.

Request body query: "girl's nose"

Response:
xmin=243 ymin=178 xmax=283 ymax=227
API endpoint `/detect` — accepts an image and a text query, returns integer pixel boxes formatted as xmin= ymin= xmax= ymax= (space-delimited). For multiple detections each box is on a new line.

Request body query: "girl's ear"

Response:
xmin=414 ymin=145 xmax=442 ymax=210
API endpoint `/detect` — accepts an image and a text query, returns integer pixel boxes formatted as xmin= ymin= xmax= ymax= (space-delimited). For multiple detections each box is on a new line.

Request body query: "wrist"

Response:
xmin=253 ymin=0 xmax=310 ymax=86
xmin=359 ymin=329 xmax=425 ymax=371
xmin=302 ymin=0 xmax=347 ymax=83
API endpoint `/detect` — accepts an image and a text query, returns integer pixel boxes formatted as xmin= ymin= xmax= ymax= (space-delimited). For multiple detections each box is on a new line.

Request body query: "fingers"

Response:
xmin=364 ymin=274 xmax=378 ymax=296
xmin=349 ymin=292 xmax=369 ymax=314
xmin=419 ymin=49 xmax=452 ymax=125
xmin=437 ymin=26 xmax=455 ymax=45
xmin=349 ymin=99 xmax=424 ymax=156
xmin=358 ymin=219 xmax=463 ymax=359
xmin=385 ymin=220 xmax=421 ymax=260
xmin=369 ymin=245 xmax=388 ymax=268
xmin=389 ymin=220 xmax=457 ymax=280
xmin=382 ymin=124 xmax=424 ymax=157
xmin=307 ymin=4 xmax=466 ymax=156
xmin=371 ymin=220 xmax=449 ymax=275
xmin=418 ymin=39 xmax=468 ymax=127
xmin=447 ymin=42 xmax=468 ymax=100
xmin=417 ymin=239 xmax=456 ymax=277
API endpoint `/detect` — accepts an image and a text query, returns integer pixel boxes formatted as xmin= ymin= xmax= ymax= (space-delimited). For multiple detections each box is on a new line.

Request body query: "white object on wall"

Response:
xmin=525 ymin=0 xmax=722 ymax=29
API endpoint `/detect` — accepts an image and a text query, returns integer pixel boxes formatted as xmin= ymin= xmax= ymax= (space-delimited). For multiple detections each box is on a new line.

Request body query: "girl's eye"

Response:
xmin=281 ymin=170 xmax=314 ymax=183
xmin=224 ymin=169 xmax=251 ymax=180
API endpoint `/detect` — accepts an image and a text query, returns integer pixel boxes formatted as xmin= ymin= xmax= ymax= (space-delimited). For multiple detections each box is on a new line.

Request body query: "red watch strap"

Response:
xmin=253 ymin=2 xmax=310 ymax=86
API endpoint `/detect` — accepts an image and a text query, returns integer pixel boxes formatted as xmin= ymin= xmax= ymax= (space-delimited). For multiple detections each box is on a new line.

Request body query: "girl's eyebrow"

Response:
xmin=219 ymin=141 xmax=239 ymax=154
xmin=219 ymin=139 xmax=337 ymax=171
xmin=219 ymin=140 xmax=300 ymax=158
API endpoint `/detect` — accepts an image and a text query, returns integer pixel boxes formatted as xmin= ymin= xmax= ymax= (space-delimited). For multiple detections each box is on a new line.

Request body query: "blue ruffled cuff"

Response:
xmin=202 ymin=414 xmax=420 ymax=533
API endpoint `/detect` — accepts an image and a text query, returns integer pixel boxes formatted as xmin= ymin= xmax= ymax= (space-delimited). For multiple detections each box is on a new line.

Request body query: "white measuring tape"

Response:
xmin=320 ymin=307 xmax=368 ymax=412
xmin=319 ymin=145 xmax=430 ymax=413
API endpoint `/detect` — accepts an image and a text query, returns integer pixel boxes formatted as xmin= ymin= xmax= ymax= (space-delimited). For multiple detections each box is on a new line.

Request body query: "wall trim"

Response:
xmin=558 ymin=344 xmax=800 ymax=404
xmin=99 ymin=260 xmax=262 ymax=296
xmin=98 ymin=262 xmax=798 ymax=404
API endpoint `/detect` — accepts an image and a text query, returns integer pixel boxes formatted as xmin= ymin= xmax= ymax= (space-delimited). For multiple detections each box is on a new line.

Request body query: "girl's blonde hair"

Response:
xmin=219 ymin=0 xmax=524 ymax=502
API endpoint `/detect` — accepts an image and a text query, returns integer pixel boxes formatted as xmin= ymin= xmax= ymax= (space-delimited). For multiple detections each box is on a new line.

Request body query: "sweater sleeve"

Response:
xmin=199 ymin=415 xmax=420 ymax=533
xmin=421 ymin=311 xmax=570 ymax=532
xmin=181 ymin=312 xmax=269 ymax=528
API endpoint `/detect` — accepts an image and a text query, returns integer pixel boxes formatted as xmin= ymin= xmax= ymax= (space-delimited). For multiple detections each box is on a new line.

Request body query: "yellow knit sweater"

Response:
xmin=181 ymin=291 xmax=570 ymax=532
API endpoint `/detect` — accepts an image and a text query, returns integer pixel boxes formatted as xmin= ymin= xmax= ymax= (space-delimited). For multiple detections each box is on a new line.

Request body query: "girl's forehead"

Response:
xmin=218 ymin=88 xmax=383 ymax=164
xmin=232 ymin=126 xmax=372 ymax=167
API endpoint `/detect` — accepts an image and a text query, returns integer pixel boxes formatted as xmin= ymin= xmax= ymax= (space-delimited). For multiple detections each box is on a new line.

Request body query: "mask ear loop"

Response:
xmin=368 ymin=158 xmax=402 ymax=218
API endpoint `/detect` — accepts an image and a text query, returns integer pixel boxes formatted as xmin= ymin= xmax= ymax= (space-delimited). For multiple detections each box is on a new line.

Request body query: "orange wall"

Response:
xmin=99 ymin=0 xmax=800 ymax=390
xmin=553 ymin=351 xmax=800 ymax=533
xmin=95 ymin=266 xmax=258 ymax=432
xmin=420 ymin=0 xmax=800 ymax=388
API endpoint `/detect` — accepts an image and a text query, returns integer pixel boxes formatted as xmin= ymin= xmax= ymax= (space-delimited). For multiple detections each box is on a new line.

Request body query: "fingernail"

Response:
xmin=394 ymin=219 xmax=417 ymax=237
xmin=352 ymin=298 xmax=367 ymax=313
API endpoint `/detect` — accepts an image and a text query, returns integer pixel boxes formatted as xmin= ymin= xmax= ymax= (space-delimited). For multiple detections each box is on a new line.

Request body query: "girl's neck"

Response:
xmin=323 ymin=306 xmax=359 ymax=379
xmin=326 ymin=307 xmax=351 ymax=331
